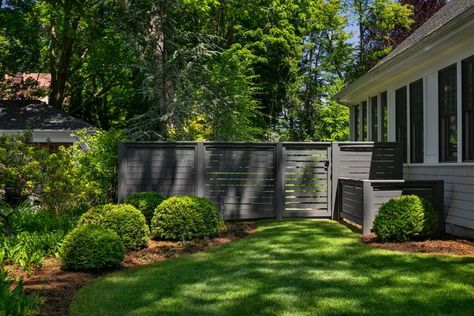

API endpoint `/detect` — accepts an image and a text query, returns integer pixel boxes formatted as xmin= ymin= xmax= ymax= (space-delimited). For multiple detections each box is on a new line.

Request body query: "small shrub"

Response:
xmin=373 ymin=195 xmax=438 ymax=242
xmin=59 ymin=224 xmax=124 ymax=271
xmin=151 ymin=196 xmax=223 ymax=240
xmin=0 ymin=267 xmax=38 ymax=315
xmin=124 ymin=192 xmax=165 ymax=225
xmin=78 ymin=204 xmax=149 ymax=250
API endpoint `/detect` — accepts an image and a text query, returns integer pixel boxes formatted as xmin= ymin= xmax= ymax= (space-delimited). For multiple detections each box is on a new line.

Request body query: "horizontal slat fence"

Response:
xmin=118 ymin=142 xmax=404 ymax=220
xmin=338 ymin=178 xmax=444 ymax=234
xmin=204 ymin=144 xmax=276 ymax=219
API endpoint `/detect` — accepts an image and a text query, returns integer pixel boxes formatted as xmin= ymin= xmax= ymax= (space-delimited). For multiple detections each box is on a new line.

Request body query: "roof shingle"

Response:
xmin=0 ymin=100 xmax=93 ymax=131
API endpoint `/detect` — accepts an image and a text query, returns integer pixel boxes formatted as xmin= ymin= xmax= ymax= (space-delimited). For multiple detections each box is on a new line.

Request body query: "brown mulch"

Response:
xmin=13 ymin=222 xmax=256 ymax=316
xmin=362 ymin=232 xmax=474 ymax=256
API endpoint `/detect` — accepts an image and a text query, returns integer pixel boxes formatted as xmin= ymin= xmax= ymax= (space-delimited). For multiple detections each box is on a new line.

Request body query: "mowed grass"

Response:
xmin=70 ymin=220 xmax=474 ymax=315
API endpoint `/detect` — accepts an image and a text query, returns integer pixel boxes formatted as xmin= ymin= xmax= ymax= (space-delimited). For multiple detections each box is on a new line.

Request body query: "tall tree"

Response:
xmin=350 ymin=0 xmax=413 ymax=80
xmin=391 ymin=0 xmax=446 ymax=46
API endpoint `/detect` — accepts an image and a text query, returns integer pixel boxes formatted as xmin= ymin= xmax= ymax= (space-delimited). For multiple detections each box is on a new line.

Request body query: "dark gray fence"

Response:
xmin=118 ymin=141 xmax=405 ymax=220
xmin=338 ymin=178 xmax=444 ymax=234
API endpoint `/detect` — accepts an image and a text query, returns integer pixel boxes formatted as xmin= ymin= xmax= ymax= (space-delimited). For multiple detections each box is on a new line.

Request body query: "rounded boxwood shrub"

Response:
xmin=60 ymin=224 xmax=124 ymax=271
xmin=151 ymin=196 xmax=223 ymax=240
xmin=124 ymin=192 xmax=165 ymax=225
xmin=373 ymin=195 xmax=438 ymax=242
xmin=78 ymin=204 xmax=149 ymax=250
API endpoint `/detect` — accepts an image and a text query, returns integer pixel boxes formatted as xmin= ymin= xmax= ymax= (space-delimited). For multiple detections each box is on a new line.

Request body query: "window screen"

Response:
xmin=439 ymin=64 xmax=457 ymax=162
xmin=410 ymin=79 xmax=424 ymax=163
xmin=463 ymin=56 xmax=474 ymax=161
xmin=354 ymin=105 xmax=359 ymax=141
xmin=380 ymin=92 xmax=388 ymax=141
xmin=396 ymin=86 xmax=408 ymax=163
xmin=371 ymin=96 xmax=378 ymax=141
xmin=362 ymin=101 xmax=368 ymax=141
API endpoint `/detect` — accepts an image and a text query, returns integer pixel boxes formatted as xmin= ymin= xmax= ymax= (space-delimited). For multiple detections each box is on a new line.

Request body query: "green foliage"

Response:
xmin=317 ymin=101 xmax=350 ymax=141
xmin=0 ymin=132 xmax=47 ymax=199
xmin=373 ymin=195 xmax=438 ymax=242
xmin=60 ymin=224 xmax=125 ymax=271
xmin=124 ymin=192 xmax=165 ymax=226
xmin=0 ymin=267 xmax=38 ymax=316
xmin=151 ymin=196 xmax=223 ymax=241
xmin=67 ymin=129 xmax=124 ymax=205
xmin=79 ymin=204 xmax=149 ymax=250
xmin=0 ymin=202 xmax=80 ymax=272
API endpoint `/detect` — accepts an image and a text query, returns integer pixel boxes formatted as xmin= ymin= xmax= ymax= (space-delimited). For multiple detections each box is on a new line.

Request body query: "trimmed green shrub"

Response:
xmin=124 ymin=192 xmax=165 ymax=225
xmin=373 ymin=195 xmax=438 ymax=242
xmin=59 ymin=224 xmax=124 ymax=271
xmin=78 ymin=204 xmax=149 ymax=250
xmin=151 ymin=196 xmax=223 ymax=240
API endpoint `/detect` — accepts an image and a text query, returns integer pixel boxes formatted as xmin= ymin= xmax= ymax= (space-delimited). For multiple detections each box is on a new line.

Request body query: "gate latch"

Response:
xmin=323 ymin=159 xmax=330 ymax=171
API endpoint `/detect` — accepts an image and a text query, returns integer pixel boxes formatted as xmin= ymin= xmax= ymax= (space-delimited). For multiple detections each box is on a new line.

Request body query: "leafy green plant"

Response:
xmin=78 ymin=204 xmax=149 ymax=250
xmin=0 ymin=132 xmax=47 ymax=200
xmin=124 ymin=192 xmax=165 ymax=225
xmin=151 ymin=196 xmax=223 ymax=240
xmin=67 ymin=130 xmax=124 ymax=205
xmin=0 ymin=203 xmax=80 ymax=272
xmin=0 ymin=267 xmax=38 ymax=316
xmin=373 ymin=195 xmax=439 ymax=242
xmin=60 ymin=224 xmax=125 ymax=271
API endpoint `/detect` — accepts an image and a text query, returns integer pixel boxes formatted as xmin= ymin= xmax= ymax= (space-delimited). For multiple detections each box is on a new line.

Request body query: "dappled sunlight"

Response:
xmin=71 ymin=220 xmax=474 ymax=316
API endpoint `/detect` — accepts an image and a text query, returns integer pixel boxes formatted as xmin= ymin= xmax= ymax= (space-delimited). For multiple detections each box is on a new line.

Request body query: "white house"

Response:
xmin=0 ymin=100 xmax=93 ymax=150
xmin=335 ymin=0 xmax=474 ymax=238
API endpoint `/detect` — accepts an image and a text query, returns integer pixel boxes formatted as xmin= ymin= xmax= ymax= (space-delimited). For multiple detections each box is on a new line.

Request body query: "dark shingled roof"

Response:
xmin=371 ymin=0 xmax=474 ymax=72
xmin=0 ymin=100 xmax=93 ymax=131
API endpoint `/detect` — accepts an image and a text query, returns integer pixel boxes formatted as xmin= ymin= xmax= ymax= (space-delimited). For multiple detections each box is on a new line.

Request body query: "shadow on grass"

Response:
xmin=70 ymin=220 xmax=474 ymax=316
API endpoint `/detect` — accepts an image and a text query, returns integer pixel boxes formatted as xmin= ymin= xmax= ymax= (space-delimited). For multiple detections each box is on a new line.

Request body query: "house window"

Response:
xmin=410 ymin=79 xmax=424 ymax=163
xmin=380 ymin=92 xmax=388 ymax=141
xmin=439 ymin=64 xmax=457 ymax=162
xmin=396 ymin=86 xmax=408 ymax=163
xmin=371 ymin=96 xmax=378 ymax=141
xmin=354 ymin=105 xmax=359 ymax=141
xmin=463 ymin=56 xmax=474 ymax=161
xmin=362 ymin=101 xmax=368 ymax=141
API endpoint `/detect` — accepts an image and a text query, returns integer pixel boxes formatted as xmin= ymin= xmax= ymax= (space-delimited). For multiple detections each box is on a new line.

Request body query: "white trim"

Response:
xmin=388 ymin=89 xmax=396 ymax=141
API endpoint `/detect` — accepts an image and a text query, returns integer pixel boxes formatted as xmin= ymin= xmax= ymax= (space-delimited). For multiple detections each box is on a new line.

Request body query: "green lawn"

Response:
xmin=70 ymin=220 xmax=474 ymax=316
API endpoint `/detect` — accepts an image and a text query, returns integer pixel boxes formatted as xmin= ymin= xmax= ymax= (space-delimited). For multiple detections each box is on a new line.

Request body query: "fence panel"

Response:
xmin=118 ymin=143 xmax=197 ymax=198
xmin=204 ymin=144 xmax=276 ymax=219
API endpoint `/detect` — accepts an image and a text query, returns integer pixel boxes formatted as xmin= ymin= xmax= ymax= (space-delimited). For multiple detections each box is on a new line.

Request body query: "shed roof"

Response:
xmin=0 ymin=100 xmax=93 ymax=131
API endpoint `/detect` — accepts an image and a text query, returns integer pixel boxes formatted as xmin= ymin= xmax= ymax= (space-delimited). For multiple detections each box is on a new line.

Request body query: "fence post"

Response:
xmin=331 ymin=143 xmax=340 ymax=219
xmin=117 ymin=142 xmax=127 ymax=202
xmin=362 ymin=180 xmax=374 ymax=234
xmin=275 ymin=143 xmax=285 ymax=220
xmin=195 ymin=142 xmax=205 ymax=197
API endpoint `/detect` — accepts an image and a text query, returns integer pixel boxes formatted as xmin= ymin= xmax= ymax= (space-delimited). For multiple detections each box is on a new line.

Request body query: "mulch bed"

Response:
xmin=362 ymin=233 xmax=474 ymax=256
xmin=14 ymin=222 xmax=256 ymax=316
